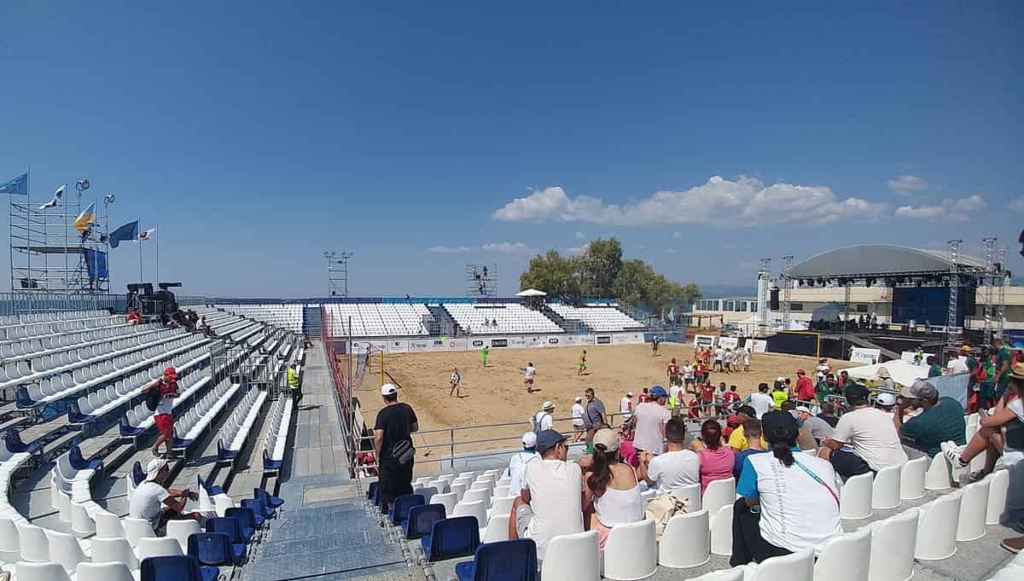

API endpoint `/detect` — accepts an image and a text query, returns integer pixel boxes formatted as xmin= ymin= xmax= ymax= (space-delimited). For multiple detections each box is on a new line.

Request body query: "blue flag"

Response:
xmin=667 ymin=307 xmax=675 ymax=323
xmin=0 ymin=173 xmax=28 ymax=196
xmin=109 ymin=220 xmax=139 ymax=249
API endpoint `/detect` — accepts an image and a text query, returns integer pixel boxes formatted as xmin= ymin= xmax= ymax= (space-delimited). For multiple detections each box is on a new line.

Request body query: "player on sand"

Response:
xmin=667 ymin=358 xmax=681 ymax=387
xmin=449 ymin=367 xmax=462 ymax=398
xmin=578 ymin=350 xmax=587 ymax=375
xmin=480 ymin=345 xmax=489 ymax=368
xmin=523 ymin=362 xmax=537 ymax=393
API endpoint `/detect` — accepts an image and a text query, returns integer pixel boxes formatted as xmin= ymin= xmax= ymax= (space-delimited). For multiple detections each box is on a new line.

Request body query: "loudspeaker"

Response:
xmin=963 ymin=286 xmax=977 ymax=317
xmin=770 ymin=288 xmax=780 ymax=310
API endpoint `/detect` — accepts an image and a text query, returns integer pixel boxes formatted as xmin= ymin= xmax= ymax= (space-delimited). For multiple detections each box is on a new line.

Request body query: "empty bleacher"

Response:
xmin=548 ymin=302 xmax=644 ymax=332
xmin=443 ymin=303 xmax=563 ymax=335
xmin=216 ymin=303 xmax=305 ymax=332
xmin=324 ymin=303 xmax=432 ymax=337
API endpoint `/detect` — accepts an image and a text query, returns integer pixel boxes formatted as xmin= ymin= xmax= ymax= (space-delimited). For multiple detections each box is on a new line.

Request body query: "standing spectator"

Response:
xmin=143 ymin=367 xmax=179 ymax=458
xmin=994 ymin=337 xmax=1014 ymax=401
xmin=978 ymin=346 xmax=997 ymax=410
xmin=507 ymin=432 xmax=539 ymax=497
xmin=818 ymin=384 xmax=907 ymax=478
xmin=748 ymin=383 xmax=775 ymax=419
xmin=715 ymin=382 xmax=728 ymax=415
xmin=795 ymin=406 xmax=834 ymax=444
xmin=633 ymin=386 xmax=671 ymax=455
xmin=713 ymin=345 xmax=725 ymax=372
xmin=895 ymin=380 xmax=966 ymax=458
xmin=571 ymin=396 xmax=586 ymax=442
xmin=287 ymin=361 xmax=302 ymax=402
xmin=373 ymin=384 xmax=419 ymax=510
xmin=732 ymin=411 xmax=843 ymax=565
xmin=126 ymin=307 xmax=142 ymax=325
xmin=532 ymin=401 xmax=555 ymax=432
xmin=817 ymin=402 xmax=840 ymax=427
xmin=523 ymin=362 xmax=537 ymax=394
xmin=638 ymin=417 xmax=700 ymax=493
xmin=733 ymin=419 xmax=768 ymax=478
xmin=508 ymin=430 xmax=584 ymax=560
xmin=771 ymin=382 xmax=790 ymax=409
xmin=837 ymin=370 xmax=853 ymax=390
xmin=743 ymin=346 xmax=752 ymax=372
xmin=691 ymin=419 xmax=735 ymax=494
xmin=619 ymin=391 xmax=635 ymax=422
xmin=449 ymin=367 xmax=462 ymax=398
xmin=583 ymin=429 xmax=644 ymax=551
xmin=129 ymin=459 xmax=201 ymax=533
xmin=815 ymin=373 xmax=839 ymax=407
xmin=794 ymin=369 xmax=815 ymax=404
xmin=583 ymin=388 xmax=607 ymax=450
xmin=927 ymin=356 xmax=943 ymax=378
xmin=815 ymin=358 xmax=831 ymax=382
xmin=683 ymin=360 xmax=696 ymax=392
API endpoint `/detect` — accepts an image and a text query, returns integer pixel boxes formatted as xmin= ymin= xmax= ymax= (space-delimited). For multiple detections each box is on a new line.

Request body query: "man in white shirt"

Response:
xmin=508 ymin=430 xmax=584 ymax=559
xmin=532 ymin=401 xmax=555 ymax=432
xmin=449 ymin=367 xmax=462 ymax=398
xmin=638 ymin=417 xmax=699 ymax=493
xmin=682 ymin=362 xmax=696 ymax=391
xmin=748 ymin=383 xmax=775 ymax=419
xmin=619 ymin=391 xmax=634 ymax=421
xmin=714 ymin=347 xmax=725 ymax=372
xmin=128 ymin=459 xmax=200 ymax=532
xmin=507 ymin=432 xmax=539 ymax=496
xmin=633 ymin=386 xmax=671 ymax=455
xmin=571 ymin=396 xmax=586 ymax=442
xmin=523 ymin=362 xmax=537 ymax=394
xmin=818 ymin=384 xmax=907 ymax=478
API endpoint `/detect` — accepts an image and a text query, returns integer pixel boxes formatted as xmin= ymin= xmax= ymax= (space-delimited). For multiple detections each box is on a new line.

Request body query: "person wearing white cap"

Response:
xmin=619 ymin=391 xmax=634 ymax=421
xmin=507 ymin=432 xmax=539 ymax=497
xmin=571 ymin=396 xmax=586 ymax=442
xmin=373 ymin=383 xmax=419 ymax=509
xmin=794 ymin=406 xmax=834 ymax=444
xmin=532 ymin=402 xmax=555 ymax=432
xmin=874 ymin=392 xmax=897 ymax=418
xmin=128 ymin=458 xmax=200 ymax=532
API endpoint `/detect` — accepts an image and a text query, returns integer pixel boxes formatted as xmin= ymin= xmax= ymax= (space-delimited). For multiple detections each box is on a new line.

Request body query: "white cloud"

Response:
xmin=492 ymin=176 xmax=888 ymax=227
xmin=481 ymin=241 xmax=535 ymax=254
xmin=886 ymin=174 xmax=928 ymax=194
xmin=426 ymin=245 xmax=470 ymax=253
xmin=574 ymin=231 xmax=585 ymax=240
xmin=894 ymin=195 xmax=986 ymax=220
xmin=1011 ymin=197 xmax=1024 ymax=214
xmin=564 ymin=245 xmax=588 ymax=256
xmin=672 ymin=231 xmax=682 ymax=239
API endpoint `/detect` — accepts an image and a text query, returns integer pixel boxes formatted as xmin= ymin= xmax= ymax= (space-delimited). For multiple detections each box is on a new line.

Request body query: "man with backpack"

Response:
xmin=143 ymin=367 xmax=179 ymax=459
xmin=533 ymin=401 xmax=555 ymax=432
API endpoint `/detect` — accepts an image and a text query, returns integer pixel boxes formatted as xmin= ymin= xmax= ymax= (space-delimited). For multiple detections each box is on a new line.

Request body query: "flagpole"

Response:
xmin=155 ymin=229 xmax=160 ymax=284
xmin=138 ymin=219 xmax=144 ymax=283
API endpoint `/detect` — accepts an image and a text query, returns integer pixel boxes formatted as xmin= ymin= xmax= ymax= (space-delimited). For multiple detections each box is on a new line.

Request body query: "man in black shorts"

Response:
xmin=373 ymin=384 xmax=420 ymax=510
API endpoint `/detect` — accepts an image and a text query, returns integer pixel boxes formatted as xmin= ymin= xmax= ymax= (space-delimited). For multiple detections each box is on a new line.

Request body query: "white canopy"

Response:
xmin=845 ymin=359 xmax=930 ymax=387
xmin=516 ymin=288 xmax=547 ymax=297
xmin=774 ymin=321 xmax=808 ymax=331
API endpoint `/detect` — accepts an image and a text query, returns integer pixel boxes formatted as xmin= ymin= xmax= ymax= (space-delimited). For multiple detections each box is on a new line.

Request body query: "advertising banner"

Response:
xmin=596 ymin=335 xmax=612 ymax=345
xmin=850 ymin=347 xmax=881 ymax=365
xmin=751 ymin=340 xmax=768 ymax=353
xmin=446 ymin=338 xmax=468 ymax=350
xmin=386 ymin=340 xmax=408 ymax=353
xmin=718 ymin=337 xmax=738 ymax=350
xmin=490 ymin=338 xmax=509 ymax=348
xmin=509 ymin=337 xmax=527 ymax=348
xmin=694 ymin=334 xmax=716 ymax=349
xmin=408 ymin=339 xmax=433 ymax=352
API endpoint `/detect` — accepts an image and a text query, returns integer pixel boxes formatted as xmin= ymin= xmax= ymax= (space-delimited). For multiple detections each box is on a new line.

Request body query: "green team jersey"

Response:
xmin=997 ymin=346 xmax=1012 ymax=386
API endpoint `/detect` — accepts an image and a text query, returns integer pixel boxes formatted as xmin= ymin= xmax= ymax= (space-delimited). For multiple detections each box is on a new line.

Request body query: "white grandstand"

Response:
xmin=443 ymin=303 xmax=563 ymax=335
xmin=548 ymin=303 xmax=644 ymax=332
xmin=217 ymin=304 xmax=304 ymax=332
xmin=324 ymin=303 xmax=432 ymax=337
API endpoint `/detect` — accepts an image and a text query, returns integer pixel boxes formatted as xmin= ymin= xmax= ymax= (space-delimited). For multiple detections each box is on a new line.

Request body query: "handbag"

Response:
xmin=390 ymin=439 xmax=415 ymax=466
xmin=645 ymin=491 xmax=690 ymax=541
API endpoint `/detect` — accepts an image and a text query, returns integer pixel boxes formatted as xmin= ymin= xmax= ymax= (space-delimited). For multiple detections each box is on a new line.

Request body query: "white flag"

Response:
xmin=139 ymin=228 xmax=156 ymax=241
xmin=38 ymin=184 xmax=65 ymax=210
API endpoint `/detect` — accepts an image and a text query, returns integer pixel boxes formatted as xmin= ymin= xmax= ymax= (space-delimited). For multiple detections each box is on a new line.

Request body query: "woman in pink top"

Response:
xmin=692 ymin=419 xmax=735 ymax=493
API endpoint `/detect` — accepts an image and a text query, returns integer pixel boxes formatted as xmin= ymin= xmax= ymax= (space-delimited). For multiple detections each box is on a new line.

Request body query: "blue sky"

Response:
xmin=1 ymin=1 xmax=1021 ymax=298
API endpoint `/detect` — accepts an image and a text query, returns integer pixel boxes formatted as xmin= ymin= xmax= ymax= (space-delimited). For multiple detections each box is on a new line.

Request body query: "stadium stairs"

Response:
xmin=538 ymin=304 xmax=584 ymax=334
xmin=430 ymin=306 xmax=461 ymax=336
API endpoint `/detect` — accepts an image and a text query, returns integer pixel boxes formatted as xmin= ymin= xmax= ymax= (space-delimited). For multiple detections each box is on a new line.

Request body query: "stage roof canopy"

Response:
xmin=786 ymin=245 xmax=987 ymax=279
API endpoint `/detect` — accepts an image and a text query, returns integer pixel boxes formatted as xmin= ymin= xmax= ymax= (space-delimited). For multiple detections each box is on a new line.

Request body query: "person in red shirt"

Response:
xmin=667 ymin=358 xmax=681 ymax=387
xmin=699 ymin=382 xmax=716 ymax=416
xmin=126 ymin=308 xmax=142 ymax=325
xmin=695 ymin=362 xmax=707 ymax=389
xmin=722 ymin=384 xmax=741 ymax=411
xmin=794 ymin=369 xmax=815 ymax=403
xmin=687 ymin=397 xmax=703 ymax=419
xmin=638 ymin=387 xmax=650 ymax=404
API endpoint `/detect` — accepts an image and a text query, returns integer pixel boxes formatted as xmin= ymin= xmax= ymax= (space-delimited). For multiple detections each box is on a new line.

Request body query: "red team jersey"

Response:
xmin=700 ymin=383 xmax=716 ymax=402
xmin=668 ymin=363 xmax=680 ymax=376
xmin=722 ymin=391 xmax=740 ymax=407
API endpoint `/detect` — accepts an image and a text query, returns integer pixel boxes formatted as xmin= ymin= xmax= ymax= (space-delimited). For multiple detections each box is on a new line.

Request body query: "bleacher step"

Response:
xmin=0 ymin=415 xmax=28 ymax=433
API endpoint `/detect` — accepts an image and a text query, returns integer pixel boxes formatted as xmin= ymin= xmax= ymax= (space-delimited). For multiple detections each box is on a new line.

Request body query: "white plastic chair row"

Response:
xmin=1 ymin=322 xmax=161 ymax=364
xmin=174 ymin=379 xmax=241 ymax=446
xmin=839 ymin=456 xmax=928 ymax=521
xmin=219 ymin=387 xmax=269 ymax=454
xmin=263 ymin=389 xmax=294 ymax=471
xmin=84 ymin=346 xmax=210 ymax=419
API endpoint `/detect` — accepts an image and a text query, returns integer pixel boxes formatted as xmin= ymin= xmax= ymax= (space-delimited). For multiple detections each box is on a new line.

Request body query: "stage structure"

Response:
xmin=466 ymin=263 xmax=497 ymax=297
xmin=782 ymin=244 xmax=1003 ymax=358
xmin=9 ymin=179 xmax=111 ymax=302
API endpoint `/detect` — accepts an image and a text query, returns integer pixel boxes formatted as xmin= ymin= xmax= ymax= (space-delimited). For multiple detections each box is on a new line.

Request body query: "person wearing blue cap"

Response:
xmin=508 ymin=429 xmax=584 ymax=560
xmin=633 ymin=386 xmax=671 ymax=455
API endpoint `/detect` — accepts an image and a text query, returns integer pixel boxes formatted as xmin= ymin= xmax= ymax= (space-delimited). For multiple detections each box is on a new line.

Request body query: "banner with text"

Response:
xmin=850 ymin=348 xmax=881 ymax=365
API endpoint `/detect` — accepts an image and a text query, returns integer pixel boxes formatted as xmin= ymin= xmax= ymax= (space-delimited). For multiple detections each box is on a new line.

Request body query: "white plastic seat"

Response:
xmin=90 ymin=536 xmax=139 ymax=570
xmin=77 ymin=562 xmax=136 ymax=581
xmin=867 ymin=507 xmax=919 ymax=581
xmin=986 ymin=470 xmax=1010 ymax=525
xmin=924 ymin=453 xmax=952 ymax=491
xmin=603 ymin=518 xmax=656 ymax=581
xmin=95 ymin=511 xmax=127 ymax=539
xmin=481 ymin=514 xmax=510 ymax=543
xmin=899 ymin=456 xmax=926 ymax=501
xmin=813 ymin=526 xmax=871 ymax=581
xmin=955 ymin=479 xmax=990 ymax=542
xmin=138 ymin=536 xmax=184 ymax=559
xmin=541 ymin=530 xmax=600 ymax=580
xmin=452 ymin=500 xmax=488 ymax=528
xmin=871 ymin=464 xmax=901 ymax=510
xmin=687 ymin=569 xmax=745 ymax=581
xmin=489 ymin=496 xmax=514 ymax=519
xmin=431 ymin=492 xmax=458 ymax=517
xmin=671 ymin=483 xmax=702 ymax=512
xmin=659 ymin=509 xmax=710 ymax=569
xmin=710 ymin=503 xmax=734 ymax=557
xmin=46 ymin=529 xmax=89 ymax=573
xmin=16 ymin=521 xmax=50 ymax=562
xmin=839 ymin=472 xmax=873 ymax=520
xmin=16 ymin=561 xmax=72 ymax=581
xmin=914 ymin=492 xmax=962 ymax=561
xmin=747 ymin=548 xmax=814 ymax=581
xmin=449 ymin=482 xmax=467 ymax=502
xmin=702 ymin=477 xmax=735 ymax=517
xmin=462 ymin=488 xmax=490 ymax=506
xmin=0 ymin=517 xmax=20 ymax=562
xmin=123 ymin=517 xmax=156 ymax=548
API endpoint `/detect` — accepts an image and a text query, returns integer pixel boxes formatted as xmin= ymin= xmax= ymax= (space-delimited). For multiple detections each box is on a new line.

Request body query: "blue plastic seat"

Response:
xmin=205 ymin=518 xmax=248 ymax=561
xmin=254 ymin=487 xmax=284 ymax=510
xmin=69 ymin=445 xmax=103 ymax=471
xmin=4 ymin=428 xmax=42 ymax=454
xmin=198 ymin=475 xmax=225 ymax=496
xmin=262 ymin=449 xmax=283 ymax=471
xmin=366 ymin=481 xmax=379 ymax=501
xmin=224 ymin=507 xmax=257 ymax=542
xmin=188 ymin=532 xmax=234 ymax=578
xmin=131 ymin=461 xmax=145 ymax=486
xmin=140 ymin=555 xmax=205 ymax=581
xmin=389 ymin=493 xmax=425 ymax=525
xmin=14 ymin=385 xmax=40 ymax=409
xmin=421 ymin=516 xmax=481 ymax=562
xmin=119 ymin=414 xmax=145 ymax=437
xmin=240 ymin=499 xmax=267 ymax=528
xmin=455 ymin=539 xmax=538 ymax=581
xmin=403 ymin=504 xmax=446 ymax=540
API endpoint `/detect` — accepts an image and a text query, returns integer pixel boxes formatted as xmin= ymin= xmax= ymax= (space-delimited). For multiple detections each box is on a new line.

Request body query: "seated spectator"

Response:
xmin=509 ymin=430 xmax=584 ymax=559
xmin=507 ymin=432 xmax=539 ymax=496
xmin=126 ymin=308 xmax=142 ymax=325
xmin=795 ymin=406 xmax=834 ymax=445
xmin=582 ymin=429 xmax=644 ymax=551
xmin=198 ymin=316 xmax=213 ymax=337
xmin=817 ymin=402 xmax=840 ymax=428
xmin=129 ymin=459 xmax=201 ymax=533
xmin=781 ymin=401 xmax=819 ymax=450
xmin=692 ymin=419 xmax=735 ymax=493
xmin=732 ymin=411 xmax=843 ymax=565
xmin=618 ymin=422 xmax=638 ymax=468
xmin=728 ymin=405 xmax=766 ymax=452
xmin=818 ymin=384 xmax=907 ymax=479
xmin=873 ymin=392 xmax=897 ymax=418
xmin=733 ymin=419 xmax=768 ymax=478
xmin=896 ymin=380 xmax=966 ymax=459
xmin=638 ymin=417 xmax=700 ymax=493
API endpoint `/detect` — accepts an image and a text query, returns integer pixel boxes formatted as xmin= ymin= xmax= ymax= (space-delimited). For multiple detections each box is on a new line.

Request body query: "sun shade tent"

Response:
xmin=844 ymin=359 xmax=930 ymax=387
xmin=515 ymin=289 xmax=547 ymax=297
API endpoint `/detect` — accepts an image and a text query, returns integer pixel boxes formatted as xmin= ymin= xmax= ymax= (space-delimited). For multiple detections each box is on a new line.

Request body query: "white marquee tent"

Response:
xmin=845 ymin=359 xmax=931 ymax=387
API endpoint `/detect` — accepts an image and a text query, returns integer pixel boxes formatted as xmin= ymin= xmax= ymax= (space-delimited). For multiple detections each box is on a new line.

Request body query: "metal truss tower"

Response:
xmin=946 ymin=239 xmax=961 ymax=354
xmin=781 ymin=255 xmax=794 ymax=328
xmin=324 ymin=250 xmax=353 ymax=297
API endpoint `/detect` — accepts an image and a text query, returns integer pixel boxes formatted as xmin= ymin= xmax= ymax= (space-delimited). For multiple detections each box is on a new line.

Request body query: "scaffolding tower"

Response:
xmin=781 ymin=255 xmax=794 ymax=328
xmin=9 ymin=183 xmax=110 ymax=300
xmin=466 ymin=264 xmax=498 ymax=297
xmin=946 ymin=239 xmax=962 ymax=354
xmin=982 ymin=237 xmax=997 ymax=345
